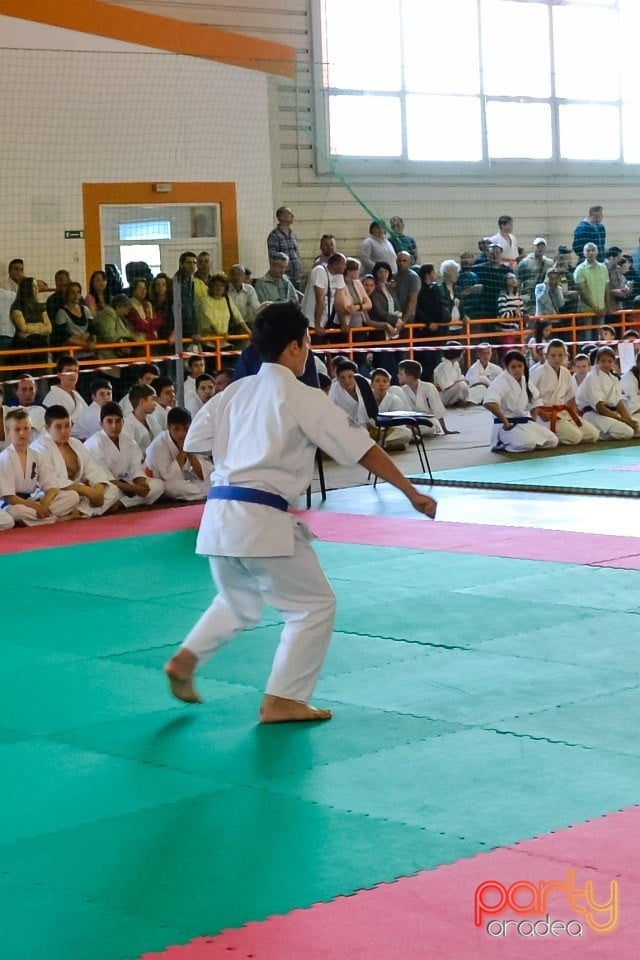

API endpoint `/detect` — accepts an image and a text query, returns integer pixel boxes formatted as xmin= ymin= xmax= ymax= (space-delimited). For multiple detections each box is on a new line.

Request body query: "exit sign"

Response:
xmin=64 ymin=230 xmax=84 ymax=239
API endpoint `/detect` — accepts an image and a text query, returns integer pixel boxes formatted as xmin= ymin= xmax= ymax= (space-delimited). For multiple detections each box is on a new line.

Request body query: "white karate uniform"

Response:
xmin=621 ymin=370 xmax=640 ymax=416
xmin=399 ymin=381 xmax=442 ymax=436
xmin=373 ymin=391 xmax=412 ymax=449
xmin=187 ymin=396 xmax=203 ymax=418
xmin=144 ymin=430 xmax=212 ymax=501
xmin=123 ymin=413 xmax=162 ymax=454
xmin=71 ymin=401 xmax=102 ymax=440
xmin=328 ymin=381 xmax=370 ymax=428
xmin=183 ymin=376 xmax=198 ymax=407
xmin=575 ymin=369 xmax=636 ymax=440
xmin=17 ymin=404 xmax=46 ymax=438
xmin=31 ymin=433 xmax=120 ymax=516
xmin=42 ymin=385 xmax=88 ymax=425
xmin=151 ymin=405 xmax=170 ymax=432
xmin=84 ymin=429 xmax=164 ymax=508
xmin=179 ymin=362 xmax=375 ymax=702
xmin=529 ymin=363 xmax=599 ymax=445
xmin=572 ymin=373 xmax=588 ymax=399
xmin=433 ymin=359 xmax=470 ymax=406
xmin=0 ymin=505 xmax=15 ymax=529
xmin=465 ymin=359 xmax=502 ymax=405
xmin=119 ymin=394 xmax=133 ymax=418
xmin=484 ymin=372 xmax=559 ymax=452
xmin=0 ymin=444 xmax=79 ymax=525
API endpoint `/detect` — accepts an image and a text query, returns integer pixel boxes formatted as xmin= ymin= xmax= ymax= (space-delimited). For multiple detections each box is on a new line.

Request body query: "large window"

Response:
xmin=318 ymin=0 xmax=640 ymax=166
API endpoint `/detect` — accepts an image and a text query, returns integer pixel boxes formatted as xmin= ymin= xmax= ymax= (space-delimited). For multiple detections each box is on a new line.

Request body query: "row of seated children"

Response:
xmin=484 ymin=342 xmax=639 ymax=453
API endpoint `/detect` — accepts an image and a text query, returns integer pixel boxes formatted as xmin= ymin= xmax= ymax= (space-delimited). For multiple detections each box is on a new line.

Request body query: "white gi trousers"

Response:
xmin=77 ymin=482 xmax=121 ymax=517
xmin=119 ymin=477 xmax=164 ymax=508
xmin=9 ymin=489 xmax=80 ymax=525
xmin=182 ymin=524 xmax=336 ymax=702
xmin=582 ymin=412 xmax=636 ymax=440
xmin=551 ymin=413 xmax=600 ymax=445
xmin=493 ymin=421 xmax=559 ymax=452
xmin=440 ymin=381 xmax=470 ymax=406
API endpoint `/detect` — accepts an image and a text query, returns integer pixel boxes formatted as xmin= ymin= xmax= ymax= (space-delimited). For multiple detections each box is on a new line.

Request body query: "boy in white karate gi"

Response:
xmin=164 ymin=302 xmax=437 ymax=723
xmin=530 ymin=340 xmax=599 ymax=445
xmin=42 ymin=356 xmax=88 ymax=425
xmin=124 ymin=384 xmax=162 ymax=454
xmin=369 ymin=368 xmax=412 ymax=450
xmin=144 ymin=407 xmax=212 ymax=501
xmin=71 ymin=378 xmax=113 ymax=440
xmin=465 ymin=343 xmax=502 ymax=405
xmin=433 ymin=343 xmax=471 ymax=407
xmin=397 ymin=359 xmax=459 ymax=436
xmin=186 ymin=374 xmax=215 ymax=418
xmin=32 ymin=406 xmax=120 ymax=516
xmin=85 ymin=401 xmax=164 ymax=508
xmin=0 ymin=409 xmax=80 ymax=525
xmin=576 ymin=346 xmax=639 ymax=440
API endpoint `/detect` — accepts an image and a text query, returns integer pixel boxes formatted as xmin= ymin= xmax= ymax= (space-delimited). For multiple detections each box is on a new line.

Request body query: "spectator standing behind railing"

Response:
xmin=126 ymin=279 xmax=163 ymax=343
xmin=0 ymin=288 xmax=15 ymax=352
xmin=337 ymin=258 xmax=371 ymax=338
xmin=456 ymin=252 xmax=484 ymax=322
xmin=572 ymin=206 xmax=606 ymax=262
xmin=415 ymin=264 xmax=445 ymax=382
xmin=606 ymin=247 xmax=633 ymax=318
xmin=10 ymin=277 xmax=52 ymax=370
xmin=149 ymin=273 xmax=174 ymax=351
xmin=574 ymin=242 xmax=609 ymax=336
xmin=474 ymin=244 xmax=511 ymax=334
xmin=228 ymin=265 xmax=260 ymax=328
xmin=267 ymin=206 xmax=301 ymax=291
xmin=360 ymin=222 xmax=397 ymax=275
xmin=45 ymin=270 xmax=71 ymax=324
xmin=195 ymin=274 xmax=251 ymax=348
xmin=53 ymin=281 xmax=93 ymax=350
xmin=534 ymin=268 xmax=565 ymax=317
xmin=517 ymin=239 xmax=553 ymax=311
xmin=85 ymin=270 xmax=111 ymax=318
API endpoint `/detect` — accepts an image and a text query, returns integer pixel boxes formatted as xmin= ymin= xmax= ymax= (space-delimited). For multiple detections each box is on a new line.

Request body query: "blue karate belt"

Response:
xmin=208 ymin=485 xmax=289 ymax=512
xmin=493 ymin=417 xmax=531 ymax=425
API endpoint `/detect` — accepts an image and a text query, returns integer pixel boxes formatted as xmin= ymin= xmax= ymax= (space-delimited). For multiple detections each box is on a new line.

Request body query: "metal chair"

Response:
xmin=372 ymin=411 xmax=434 ymax=484
xmin=306 ymin=448 xmax=327 ymax=508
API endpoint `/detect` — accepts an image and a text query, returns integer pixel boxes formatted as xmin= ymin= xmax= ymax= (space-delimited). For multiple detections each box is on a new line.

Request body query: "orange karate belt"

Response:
xmin=536 ymin=404 xmax=581 ymax=432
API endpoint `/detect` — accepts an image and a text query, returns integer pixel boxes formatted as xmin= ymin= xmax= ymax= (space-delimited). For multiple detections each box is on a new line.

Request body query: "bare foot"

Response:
xmin=164 ymin=651 xmax=201 ymax=704
xmin=259 ymin=694 xmax=332 ymax=723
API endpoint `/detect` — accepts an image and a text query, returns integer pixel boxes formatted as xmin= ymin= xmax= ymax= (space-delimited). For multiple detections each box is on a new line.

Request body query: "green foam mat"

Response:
xmin=410 ymin=445 xmax=640 ymax=496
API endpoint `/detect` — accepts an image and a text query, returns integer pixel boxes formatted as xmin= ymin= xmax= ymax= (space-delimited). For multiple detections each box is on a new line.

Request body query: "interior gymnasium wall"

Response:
xmin=0 ymin=14 xmax=273 ymax=284
xmin=116 ymin=0 xmax=640 ymax=281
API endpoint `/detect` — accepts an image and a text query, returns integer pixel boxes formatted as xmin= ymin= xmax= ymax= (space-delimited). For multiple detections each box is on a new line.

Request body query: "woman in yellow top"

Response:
xmin=196 ymin=273 xmax=251 ymax=348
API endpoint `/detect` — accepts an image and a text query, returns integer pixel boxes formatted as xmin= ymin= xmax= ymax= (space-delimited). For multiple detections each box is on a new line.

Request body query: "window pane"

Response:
xmin=406 ymin=95 xmax=482 ymax=161
xmin=323 ymin=0 xmax=401 ymax=91
xmin=403 ymin=0 xmax=480 ymax=95
xmin=559 ymin=104 xmax=620 ymax=160
xmin=622 ymin=102 xmax=640 ymax=163
xmin=328 ymin=95 xmax=402 ymax=156
xmin=486 ymin=101 xmax=552 ymax=159
xmin=481 ymin=0 xmax=550 ymax=98
xmin=553 ymin=6 xmax=620 ymax=101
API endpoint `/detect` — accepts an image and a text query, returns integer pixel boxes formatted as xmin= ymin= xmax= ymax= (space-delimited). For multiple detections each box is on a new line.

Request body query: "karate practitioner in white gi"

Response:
xmin=164 ymin=302 xmax=437 ymax=722
xmin=0 ymin=409 xmax=79 ymax=525
xmin=397 ymin=359 xmax=459 ymax=436
xmin=32 ymin=405 xmax=121 ymax=516
xmin=530 ymin=340 xmax=599 ymax=445
xmin=484 ymin=350 xmax=559 ymax=452
xmin=84 ymin=401 xmax=164 ymax=508
xmin=465 ymin=344 xmax=502 ymax=405
xmin=144 ymin=408 xmax=212 ymax=501
xmin=433 ymin=345 xmax=471 ymax=407
xmin=576 ymin=346 xmax=639 ymax=440
xmin=42 ymin=357 xmax=88 ymax=425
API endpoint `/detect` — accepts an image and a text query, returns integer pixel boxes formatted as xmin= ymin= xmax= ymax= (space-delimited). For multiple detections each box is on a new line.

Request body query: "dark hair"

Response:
xmin=372 ymin=261 xmax=393 ymax=281
xmin=167 ymin=406 xmax=192 ymax=428
xmin=546 ymin=338 xmax=566 ymax=353
xmin=596 ymin=346 xmax=616 ymax=362
xmin=369 ymin=221 xmax=384 ymax=233
xmin=320 ymin=233 xmax=335 ymax=244
xmin=398 ymin=359 xmax=422 ymax=379
xmin=334 ymin=358 xmax=357 ymax=374
xmin=44 ymin=404 xmax=70 ymax=426
xmin=275 ymin=205 xmax=292 ymax=220
xmin=151 ymin=376 xmax=174 ymax=396
xmin=208 ymin=273 xmax=229 ymax=294
xmin=187 ymin=354 xmax=205 ymax=370
xmin=129 ymin=383 xmax=155 ymax=408
xmin=198 ymin=251 xmax=211 ymax=260
xmin=419 ymin=264 xmax=436 ymax=280
xmin=252 ymin=302 xmax=308 ymax=363
xmin=605 ymin=247 xmax=622 ymax=259
xmin=598 ymin=324 xmax=616 ymax=337
xmin=370 ymin=367 xmax=391 ymax=381
xmin=100 ymin=401 xmax=123 ymax=421
xmin=532 ymin=318 xmax=552 ymax=342
xmin=327 ymin=253 xmax=346 ymax=269
xmin=88 ymin=270 xmax=110 ymax=308
xmin=498 ymin=215 xmax=513 ymax=227
xmin=149 ymin=273 xmax=171 ymax=308
xmin=622 ymin=329 xmax=639 ymax=340
xmin=195 ymin=373 xmax=215 ymax=387
xmin=504 ymin=349 xmax=532 ymax=400
xmin=179 ymin=251 xmax=198 ymax=267
xmin=55 ymin=355 xmax=78 ymax=374
xmin=11 ymin=277 xmax=43 ymax=325
xmin=443 ymin=341 xmax=463 ymax=360
xmin=90 ymin=378 xmax=112 ymax=396
xmin=588 ymin=205 xmax=603 ymax=216
xmin=8 ymin=258 xmax=24 ymax=271
xmin=318 ymin=372 xmax=331 ymax=391
xmin=135 ymin=363 xmax=160 ymax=380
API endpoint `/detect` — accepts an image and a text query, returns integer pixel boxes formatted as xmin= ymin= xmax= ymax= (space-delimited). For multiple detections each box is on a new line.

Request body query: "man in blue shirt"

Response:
xmin=572 ymin=206 xmax=606 ymax=262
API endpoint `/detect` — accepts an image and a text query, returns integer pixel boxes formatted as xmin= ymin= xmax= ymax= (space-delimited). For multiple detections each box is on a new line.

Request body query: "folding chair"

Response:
xmin=305 ymin=448 xmax=327 ymax=508
xmin=371 ymin=411 xmax=434 ymax=485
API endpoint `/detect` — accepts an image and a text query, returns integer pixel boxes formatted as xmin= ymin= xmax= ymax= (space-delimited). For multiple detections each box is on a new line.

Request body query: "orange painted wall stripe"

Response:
xmin=82 ymin=182 xmax=239 ymax=281
xmin=0 ymin=0 xmax=296 ymax=78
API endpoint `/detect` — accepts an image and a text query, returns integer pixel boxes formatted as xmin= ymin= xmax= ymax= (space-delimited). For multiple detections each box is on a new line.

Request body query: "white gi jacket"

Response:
xmin=84 ymin=429 xmax=145 ymax=482
xmin=31 ymin=433 xmax=112 ymax=487
xmin=184 ymin=363 xmax=374 ymax=558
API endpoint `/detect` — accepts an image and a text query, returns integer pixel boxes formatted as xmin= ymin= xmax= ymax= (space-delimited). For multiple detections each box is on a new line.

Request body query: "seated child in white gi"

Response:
xmin=118 ymin=363 xmax=161 ymax=418
xmin=150 ymin=376 xmax=176 ymax=431
xmin=0 ymin=409 xmax=80 ymax=525
xmin=621 ymin=355 xmax=640 ymax=417
xmin=433 ymin=343 xmax=471 ymax=407
xmin=484 ymin=349 xmax=559 ymax=452
xmin=571 ymin=353 xmax=591 ymax=396
xmin=369 ymin=368 xmax=412 ymax=450
xmin=397 ymin=359 xmax=459 ymax=436
xmin=124 ymin=383 xmax=162 ymax=454
xmin=42 ymin=356 xmax=88 ymax=425
xmin=530 ymin=339 xmax=599 ymax=445
xmin=32 ymin=405 xmax=121 ymax=516
xmin=9 ymin=375 xmax=46 ymax=436
xmin=71 ymin=377 xmax=113 ymax=440
xmin=144 ymin=406 xmax=212 ymax=501
xmin=163 ymin=301 xmax=437 ymax=720
xmin=576 ymin=346 xmax=639 ymax=440
xmin=328 ymin=359 xmax=371 ymax=428
xmin=84 ymin=401 xmax=164 ymax=509
xmin=186 ymin=374 xmax=216 ymax=418
xmin=465 ymin=343 xmax=502 ymax=405
xmin=183 ymin=354 xmax=206 ymax=408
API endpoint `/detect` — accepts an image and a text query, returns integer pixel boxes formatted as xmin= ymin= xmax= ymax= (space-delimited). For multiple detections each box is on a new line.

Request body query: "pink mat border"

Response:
xmin=2 ymin=505 xmax=640 ymax=569
xmin=139 ymin=805 xmax=640 ymax=960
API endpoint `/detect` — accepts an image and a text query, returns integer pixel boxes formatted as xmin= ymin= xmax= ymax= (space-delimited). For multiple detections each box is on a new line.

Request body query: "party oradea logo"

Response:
xmin=474 ymin=869 xmax=619 ymax=938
